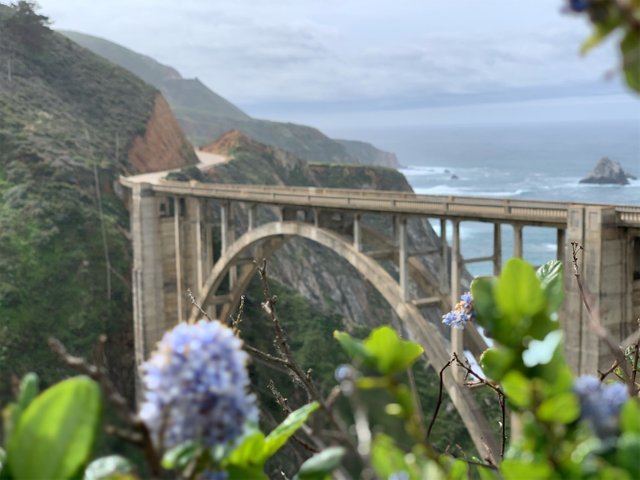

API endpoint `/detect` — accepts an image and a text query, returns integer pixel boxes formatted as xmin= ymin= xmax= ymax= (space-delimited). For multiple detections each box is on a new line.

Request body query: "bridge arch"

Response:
xmin=190 ymin=220 xmax=499 ymax=462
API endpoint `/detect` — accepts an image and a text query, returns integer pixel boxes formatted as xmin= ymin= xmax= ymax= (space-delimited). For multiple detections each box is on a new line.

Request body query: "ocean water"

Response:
xmin=332 ymin=120 xmax=640 ymax=275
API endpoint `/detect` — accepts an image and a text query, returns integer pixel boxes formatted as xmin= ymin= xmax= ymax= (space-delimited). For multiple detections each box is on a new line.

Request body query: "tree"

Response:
xmin=3 ymin=1 xmax=50 ymax=50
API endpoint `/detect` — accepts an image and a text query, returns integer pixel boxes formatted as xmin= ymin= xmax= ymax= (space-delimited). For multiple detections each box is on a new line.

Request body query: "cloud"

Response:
xmin=36 ymin=0 xmax=624 ymax=107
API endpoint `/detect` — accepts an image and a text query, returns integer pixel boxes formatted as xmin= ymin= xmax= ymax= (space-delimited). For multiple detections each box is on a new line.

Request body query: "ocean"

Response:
xmin=330 ymin=120 xmax=640 ymax=275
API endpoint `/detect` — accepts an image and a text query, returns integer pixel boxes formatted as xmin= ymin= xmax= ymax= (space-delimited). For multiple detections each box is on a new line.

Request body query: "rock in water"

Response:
xmin=579 ymin=157 xmax=635 ymax=185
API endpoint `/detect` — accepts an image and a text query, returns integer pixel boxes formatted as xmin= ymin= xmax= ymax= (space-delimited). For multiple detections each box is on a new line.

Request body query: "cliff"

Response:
xmin=0 ymin=3 xmax=195 ymax=403
xmin=61 ymin=31 xmax=399 ymax=168
xmin=335 ymin=138 xmax=400 ymax=168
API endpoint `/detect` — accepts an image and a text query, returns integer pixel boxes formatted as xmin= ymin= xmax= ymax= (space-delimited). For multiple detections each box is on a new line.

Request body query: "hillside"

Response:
xmin=0 ymin=3 xmax=195 ymax=402
xmin=60 ymin=30 xmax=400 ymax=168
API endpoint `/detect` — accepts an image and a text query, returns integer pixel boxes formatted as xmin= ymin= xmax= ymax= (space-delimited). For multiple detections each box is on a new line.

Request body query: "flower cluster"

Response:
xmin=139 ymin=320 xmax=258 ymax=450
xmin=442 ymin=292 xmax=475 ymax=329
xmin=568 ymin=0 xmax=590 ymax=13
xmin=573 ymin=375 xmax=628 ymax=439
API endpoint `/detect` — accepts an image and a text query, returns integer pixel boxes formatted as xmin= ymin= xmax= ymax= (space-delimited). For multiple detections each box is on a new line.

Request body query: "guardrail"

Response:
xmin=120 ymin=176 xmax=640 ymax=227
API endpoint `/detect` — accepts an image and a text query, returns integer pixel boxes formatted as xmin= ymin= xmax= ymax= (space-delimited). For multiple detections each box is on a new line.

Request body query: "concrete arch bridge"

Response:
xmin=121 ymin=176 xmax=640 ymax=463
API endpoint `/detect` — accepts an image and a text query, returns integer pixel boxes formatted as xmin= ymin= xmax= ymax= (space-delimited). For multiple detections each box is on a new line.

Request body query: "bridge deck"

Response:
xmin=121 ymin=176 xmax=640 ymax=227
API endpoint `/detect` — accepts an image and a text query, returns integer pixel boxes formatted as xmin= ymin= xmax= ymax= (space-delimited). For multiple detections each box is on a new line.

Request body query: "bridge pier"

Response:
xmin=130 ymin=184 xmax=166 ymax=366
xmin=563 ymin=205 xmax=635 ymax=374
xmin=450 ymin=220 xmax=464 ymax=382
xmin=493 ymin=223 xmax=502 ymax=275
xmin=513 ymin=224 xmax=523 ymax=258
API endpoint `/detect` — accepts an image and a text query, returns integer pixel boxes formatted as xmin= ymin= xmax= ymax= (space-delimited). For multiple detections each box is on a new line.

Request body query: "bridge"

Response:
xmin=121 ymin=175 xmax=640 ymax=464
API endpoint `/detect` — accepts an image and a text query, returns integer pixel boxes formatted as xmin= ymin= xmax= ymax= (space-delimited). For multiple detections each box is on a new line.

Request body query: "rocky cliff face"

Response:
xmin=128 ymin=95 xmax=197 ymax=172
xmin=335 ymin=139 xmax=400 ymax=168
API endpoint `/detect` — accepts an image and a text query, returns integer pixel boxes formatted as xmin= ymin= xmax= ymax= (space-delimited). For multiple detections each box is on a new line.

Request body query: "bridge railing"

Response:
xmin=120 ymin=176 xmax=640 ymax=227
xmin=617 ymin=206 xmax=640 ymax=226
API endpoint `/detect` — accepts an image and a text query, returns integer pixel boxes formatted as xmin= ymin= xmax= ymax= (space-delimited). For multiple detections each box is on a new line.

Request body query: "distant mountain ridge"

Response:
xmin=61 ymin=30 xmax=399 ymax=168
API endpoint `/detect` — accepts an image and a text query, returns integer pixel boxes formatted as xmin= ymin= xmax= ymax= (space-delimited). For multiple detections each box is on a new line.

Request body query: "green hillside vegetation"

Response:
xmin=60 ymin=31 xmax=399 ymax=167
xmin=0 ymin=2 xmax=194 ymax=404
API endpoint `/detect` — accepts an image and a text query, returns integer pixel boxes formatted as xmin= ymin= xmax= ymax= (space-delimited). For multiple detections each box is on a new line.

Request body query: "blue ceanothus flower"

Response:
xmin=568 ymin=0 xmax=590 ymax=13
xmin=442 ymin=292 xmax=475 ymax=329
xmin=574 ymin=375 xmax=628 ymax=439
xmin=139 ymin=320 xmax=258 ymax=450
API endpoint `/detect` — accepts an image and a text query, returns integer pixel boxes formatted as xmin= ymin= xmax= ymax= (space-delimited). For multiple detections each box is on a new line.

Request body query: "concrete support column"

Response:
xmin=513 ymin=224 xmax=523 ymax=258
xmin=220 ymin=201 xmax=236 ymax=288
xmin=440 ymin=219 xmax=449 ymax=293
xmin=493 ymin=223 xmax=502 ymax=275
xmin=173 ymin=197 xmax=184 ymax=323
xmin=557 ymin=228 xmax=566 ymax=264
xmin=562 ymin=206 xmax=633 ymax=374
xmin=248 ymin=204 xmax=257 ymax=231
xmin=313 ymin=208 xmax=319 ymax=227
xmin=397 ymin=216 xmax=408 ymax=302
xmin=195 ymin=199 xmax=204 ymax=293
xmin=220 ymin=201 xmax=230 ymax=254
xmin=451 ymin=220 xmax=463 ymax=382
xmin=131 ymin=184 xmax=165 ymax=371
xmin=563 ymin=206 xmax=585 ymax=372
xmin=354 ymin=213 xmax=362 ymax=252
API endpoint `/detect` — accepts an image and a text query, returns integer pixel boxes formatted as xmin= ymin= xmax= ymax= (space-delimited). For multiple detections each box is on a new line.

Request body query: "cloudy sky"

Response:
xmin=33 ymin=0 xmax=639 ymax=127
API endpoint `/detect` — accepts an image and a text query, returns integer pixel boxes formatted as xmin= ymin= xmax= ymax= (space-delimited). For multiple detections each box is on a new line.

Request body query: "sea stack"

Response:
xmin=579 ymin=157 xmax=636 ymax=185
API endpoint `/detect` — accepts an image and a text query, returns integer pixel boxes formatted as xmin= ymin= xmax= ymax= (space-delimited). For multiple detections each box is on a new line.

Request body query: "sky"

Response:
xmin=33 ymin=0 xmax=640 ymax=128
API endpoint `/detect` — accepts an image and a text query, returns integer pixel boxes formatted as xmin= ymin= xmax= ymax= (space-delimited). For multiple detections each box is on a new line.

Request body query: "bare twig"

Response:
xmin=232 ymin=295 xmax=246 ymax=333
xmin=570 ymin=242 xmax=635 ymax=394
xmin=427 ymin=359 xmax=453 ymax=440
xmin=632 ymin=321 xmax=640 ymax=393
xmin=598 ymin=360 xmax=621 ymax=381
xmin=187 ymin=288 xmax=213 ymax=323
xmin=253 ymin=259 xmax=358 ymax=455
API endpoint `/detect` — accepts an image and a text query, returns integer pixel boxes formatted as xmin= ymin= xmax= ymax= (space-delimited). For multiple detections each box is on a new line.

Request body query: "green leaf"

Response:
xmin=480 ymin=348 xmax=515 ymax=381
xmin=616 ymin=433 xmax=640 ymax=478
xmin=333 ymin=331 xmax=374 ymax=366
xmin=7 ymin=376 xmax=101 ymax=480
xmin=477 ymin=465 xmax=500 ymax=480
xmin=448 ymin=459 xmax=468 ymax=480
xmin=263 ymin=402 xmax=319 ymax=459
xmin=16 ymin=373 xmax=39 ymax=413
xmin=3 ymin=373 xmax=40 ymax=443
xmin=362 ymin=326 xmax=424 ymax=376
xmin=522 ymin=331 xmax=562 ymax=368
xmin=621 ymin=399 xmax=640 ymax=434
xmin=536 ymin=260 xmax=563 ymax=312
xmin=224 ymin=431 xmax=266 ymax=468
xmin=226 ymin=465 xmax=268 ymax=480
xmin=495 ymin=258 xmax=545 ymax=319
xmin=296 ymin=447 xmax=345 ymax=480
xmin=621 ymin=30 xmax=640 ymax=92
xmin=83 ymin=456 xmax=134 ymax=480
xmin=581 ymin=22 xmax=618 ymax=54
xmin=501 ymin=371 xmax=531 ymax=408
xmin=161 ymin=440 xmax=200 ymax=470
xmin=537 ymin=392 xmax=579 ymax=424
xmin=371 ymin=434 xmax=409 ymax=479
xmin=501 ymin=459 xmax=552 ymax=480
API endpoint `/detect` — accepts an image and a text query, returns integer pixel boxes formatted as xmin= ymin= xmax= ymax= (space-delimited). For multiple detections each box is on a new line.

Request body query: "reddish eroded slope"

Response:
xmin=200 ymin=129 xmax=247 ymax=155
xmin=128 ymin=94 xmax=197 ymax=172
